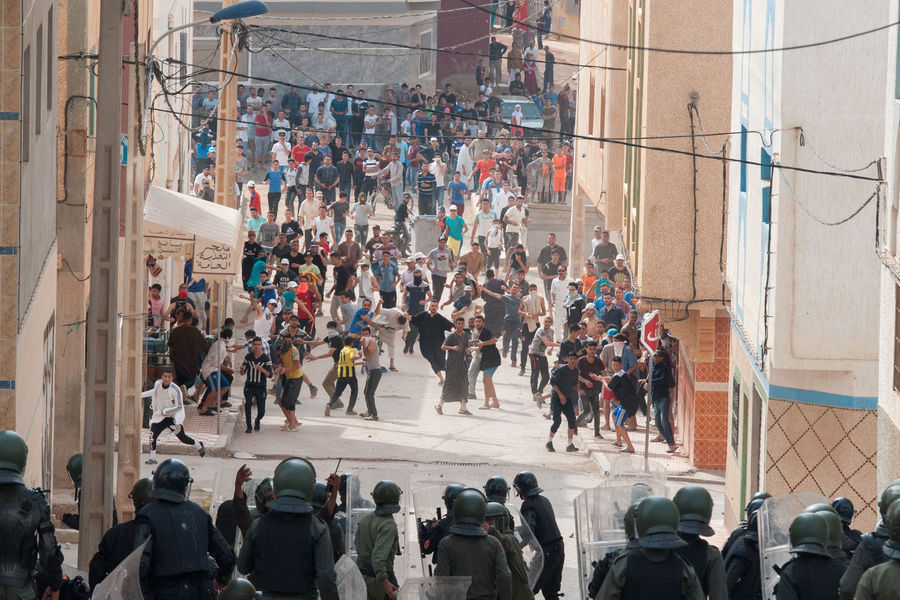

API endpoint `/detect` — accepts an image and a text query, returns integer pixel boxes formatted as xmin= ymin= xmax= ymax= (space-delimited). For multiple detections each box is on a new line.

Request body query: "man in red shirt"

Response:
xmin=294 ymin=273 xmax=318 ymax=336
xmin=253 ymin=111 xmax=273 ymax=169
xmin=475 ymin=149 xmax=497 ymax=185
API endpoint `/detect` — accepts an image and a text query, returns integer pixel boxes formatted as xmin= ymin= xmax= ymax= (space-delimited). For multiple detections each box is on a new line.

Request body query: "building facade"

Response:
xmin=1 ymin=0 xmax=60 ymax=488
xmin=725 ymin=0 xmax=888 ymax=529
xmin=573 ymin=0 xmax=733 ymax=471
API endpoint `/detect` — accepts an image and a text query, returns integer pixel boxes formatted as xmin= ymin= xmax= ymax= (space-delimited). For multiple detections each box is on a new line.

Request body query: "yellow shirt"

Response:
xmin=280 ymin=347 xmax=303 ymax=379
xmin=337 ymin=346 xmax=358 ymax=378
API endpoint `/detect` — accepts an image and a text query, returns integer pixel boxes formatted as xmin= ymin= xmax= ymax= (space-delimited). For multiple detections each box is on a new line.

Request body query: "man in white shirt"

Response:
xmin=491 ymin=180 xmax=515 ymax=216
xmin=362 ymin=106 xmax=381 ymax=151
xmin=271 ymin=110 xmax=290 ymax=141
xmin=400 ymin=113 xmax=414 ymax=136
xmin=306 ymin=86 xmax=326 ymax=116
xmin=237 ymin=104 xmax=253 ymax=146
xmin=503 ymin=194 xmax=530 ymax=247
xmin=271 ymin=130 xmax=291 ymax=168
xmin=193 ymin=166 xmax=213 ymax=197
xmin=298 ymin=188 xmax=321 ymax=248
xmin=549 ymin=265 xmax=574 ymax=342
xmin=313 ymin=205 xmax=335 ymax=245
xmin=141 ymin=368 xmax=205 ymax=464
xmin=470 ymin=198 xmax=498 ymax=252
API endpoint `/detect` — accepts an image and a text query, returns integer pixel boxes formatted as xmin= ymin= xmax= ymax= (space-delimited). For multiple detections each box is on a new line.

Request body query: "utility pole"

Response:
xmin=212 ymin=0 xmax=238 ymax=332
xmin=79 ymin=0 xmax=124 ymax=570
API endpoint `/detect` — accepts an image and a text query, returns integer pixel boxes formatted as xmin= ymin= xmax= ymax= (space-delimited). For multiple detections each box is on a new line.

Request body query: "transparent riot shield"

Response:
xmin=758 ymin=492 xmax=827 ymax=600
xmin=398 ymin=577 xmax=471 ymax=600
xmin=505 ymin=504 xmax=544 ymax=589
xmin=336 ymin=554 xmax=368 ymax=600
xmin=344 ymin=474 xmax=376 ymax=562
xmin=573 ymin=479 xmax=668 ymax=600
xmin=412 ymin=484 xmax=450 ymax=575
xmin=92 ymin=540 xmax=146 ymax=600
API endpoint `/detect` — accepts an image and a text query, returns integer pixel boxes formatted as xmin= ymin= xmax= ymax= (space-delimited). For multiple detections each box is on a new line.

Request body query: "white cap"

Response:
xmin=430 ymin=137 xmax=438 ymax=142
xmin=247 ymin=180 xmax=256 ymax=187
xmin=288 ymin=281 xmax=299 ymax=288
xmin=615 ymin=253 xmax=626 ymax=261
xmin=413 ymin=252 xmax=426 ymax=260
xmin=281 ymin=258 xmax=290 ymax=264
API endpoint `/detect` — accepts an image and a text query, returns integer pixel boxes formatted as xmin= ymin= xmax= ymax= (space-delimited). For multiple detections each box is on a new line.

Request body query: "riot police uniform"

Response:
xmin=486 ymin=502 xmax=533 ymax=600
xmin=596 ymin=496 xmax=704 ymax=600
xmin=422 ymin=484 xmax=464 ymax=564
xmin=232 ymin=477 xmax=274 ymax=539
xmin=587 ymin=504 xmax=639 ymax=599
xmin=237 ymin=458 xmax=338 ymax=600
xmin=135 ymin=459 xmax=235 ymax=600
xmin=724 ymin=512 xmax=761 ymax=600
xmin=435 ymin=489 xmax=511 ymax=600
xmin=803 ymin=504 xmax=850 ymax=567
xmin=721 ymin=492 xmax=769 ymax=560
xmin=355 ymin=481 xmax=402 ymax=600
xmin=775 ymin=512 xmax=845 ymax=600
xmin=89 ymin=477 xmax=154 ymax=589
xmin=831 ymin=498 xmax=862 ymax=558
xmin=0 ymin=431 xmax=63 ymax=600
xmin=854 ymin=498 xmax=900 ymax=600
xmin=484 ymin=477 xmax=516 ymax=531
xmin=838 ymin=484 xmax=900 ymax=600
xmin=673 ymin=486 xmax=727 ymax=600
xmin=514 ymin=472 xmax=563 ymax=600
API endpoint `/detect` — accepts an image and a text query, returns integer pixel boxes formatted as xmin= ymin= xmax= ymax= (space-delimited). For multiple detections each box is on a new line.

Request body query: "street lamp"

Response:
xmin=142 ymin=0 xmax=269 ymax=139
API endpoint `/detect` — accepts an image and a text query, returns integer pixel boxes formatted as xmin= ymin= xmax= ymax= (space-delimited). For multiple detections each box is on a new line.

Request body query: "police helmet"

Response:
xmin=269 ymin=457 xmax=316 ymax=514
xmin=745 ymin=497 xmax=766 ymax=522
xmin=0 ymin=430 xmax=27 ymax=485
xmin=442 ymin=484 xmax=466 ymax=511
xmin=745 ymin=511 xmax=759 ymax=543
xmin=513 ymin=471 xmax=543 ymax=498
xmin=66 ymin=453 xmax=83 ymax=488
xmin=485 ymin=501 xmax=509 ymax=531
xmin=883 ymin=499 xmax=900 ymax=559
xmin=789 ymin=512 xmax=830 ymax=557
xmin=219 ymin=578 xmax=257 ymax=600
xmin=831 ymin=497 xmax=855 ymax=524
xmin=624 ymin=504 xmax=639 ymax=541
xmin=450 ymin=488 xmax=488 ymax=536
xmin=673 ymin=485 xmax=715 ymax=537
xmin=484 ymin=476 xmax=510 ymax=503
xmin=879 ymin=485 xmax=900 ymax=520
xmin=311 ymin=481 xmax=329 ymax=509
xmin=373 ymin=480 xmax=403 ymax=515
xmin=149 ymin=458 xmax=193 ymax=503
xmin=635 ymin=496 xmax=686 ymax=549
xmin=129 ymin=477 xmax=154 ymax=513
xmin=255 ymin=477 xmax=275 ymax=512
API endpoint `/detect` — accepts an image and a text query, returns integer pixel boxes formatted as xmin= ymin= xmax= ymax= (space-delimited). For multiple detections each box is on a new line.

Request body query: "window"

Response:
xmin=23 ymin=45 xmax=30 ymax=162
xmin=419 ymin=31 xmax=433 ymax=75
xmin=47 ymin=8 xmax=53 ymax=110
xmin=731 ymin=377 xmax=740 ymax=454
xmin=35 ymin=25 xmax=42 ymax=135
xmin=762 ymin=186 xmax=771 ymax=223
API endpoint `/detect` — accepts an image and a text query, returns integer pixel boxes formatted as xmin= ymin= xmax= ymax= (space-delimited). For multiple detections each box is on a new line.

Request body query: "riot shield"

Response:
xmin=758 ymin=491 xmax=827 ymax=600
xmin=412 ymin=484 xmax=450 ymax=575
xmin=92 ymin=540 xmax=146 ymax=600
xmin=336 ymin=554 xmax=367 ymax=600
xmin=344 ymin=474 xmax=376 ymax=562
xmin=398 ymin=577 xmax=471 ymax=600
xmin=573 ymin=479 xmax=667 ymax=600
xmin=505 ymin=504 xmax=544 ymax=589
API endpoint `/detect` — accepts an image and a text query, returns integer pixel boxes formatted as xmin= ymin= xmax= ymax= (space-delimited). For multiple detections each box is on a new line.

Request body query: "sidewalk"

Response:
xmin=120 ymin=407 xmax=238 ymax=460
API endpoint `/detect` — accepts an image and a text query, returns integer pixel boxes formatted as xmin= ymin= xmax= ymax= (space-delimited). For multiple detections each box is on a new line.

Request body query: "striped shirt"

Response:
xmin=336 ymin=346 xmax=358 ymax=378
xmin=243 ymin=352 xmax=272 ymax=386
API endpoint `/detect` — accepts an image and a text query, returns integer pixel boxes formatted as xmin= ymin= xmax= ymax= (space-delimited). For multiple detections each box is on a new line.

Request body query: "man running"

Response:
xmin=142 ymin=367 xmax=206 ymax=464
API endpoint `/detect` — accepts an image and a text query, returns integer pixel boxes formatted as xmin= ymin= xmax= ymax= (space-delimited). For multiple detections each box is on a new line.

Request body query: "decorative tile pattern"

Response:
xmin=764 ymin=399 xmax=878 ymax=530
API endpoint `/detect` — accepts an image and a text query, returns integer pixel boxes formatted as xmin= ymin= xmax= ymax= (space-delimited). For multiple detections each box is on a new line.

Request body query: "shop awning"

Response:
xmin=143 ymin=186 xmax=242 ymax=280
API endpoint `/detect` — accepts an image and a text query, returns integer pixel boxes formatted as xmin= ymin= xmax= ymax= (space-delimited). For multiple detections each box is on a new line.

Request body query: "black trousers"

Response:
xmin=529 ymin=353 xmax=549 ymax=394
xmin=550 ymin=393 xmax=576 ymax=433
xmin=330 ymin=376 xmax=359 ymax=410
xmin=431 ymin=274 xmax=447 ymax=303
xmin=520 ymin=329 xmax=536 ymax=370
xmin=579 ymin=389 xmax=601 ymax=435
xmin=534 ymin=539 xmax=564 ymax=600
xmin=381 ymin=290 xmax=397 ymax=308
xmin=149 ymin=417 xmax=195 ymax=451
xmin=364 ymin=370 xmax=383 ymax=417
xmin=243 ymin=385 xmax=266 ymax=426
xmin=404 ymin=322 xmax=420 ymax=352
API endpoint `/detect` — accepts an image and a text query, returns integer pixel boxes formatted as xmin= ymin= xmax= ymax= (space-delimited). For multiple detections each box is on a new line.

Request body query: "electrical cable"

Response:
xmin=458 ymin=0 xmax=899 ymax=56
xmin=798 ymin=128 xmax=881 ymax=174
xmin=139 ymin=57 xmax=885 ymax=183
xmin=249 ymin=25 xmax=626 ymax=72
xmin=195 ymin=0 xmax=502 ymax=22
xmin=60 ymin=95 xmax=97 ymax=206
xmin=777 ymin=166 xmax=879 ymax=226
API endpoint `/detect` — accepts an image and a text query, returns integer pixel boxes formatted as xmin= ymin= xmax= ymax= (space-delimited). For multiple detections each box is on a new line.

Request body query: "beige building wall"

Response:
xmin=1 ymin=0 xmax=60 ymax=489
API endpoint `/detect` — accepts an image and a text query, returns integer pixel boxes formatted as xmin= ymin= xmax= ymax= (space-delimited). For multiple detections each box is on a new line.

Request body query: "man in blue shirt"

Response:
xmin=596 ymin=292 xmax=625 ymax=330
xmin=416 ymin=162 xmax=438 ymax=215
xmin=446 ymin=171 xmax=470 ymax=216
xmin=372 ymin=251 xmax=401 ymax=308
xmin=263 ymin=160 xmax=287 ymax=215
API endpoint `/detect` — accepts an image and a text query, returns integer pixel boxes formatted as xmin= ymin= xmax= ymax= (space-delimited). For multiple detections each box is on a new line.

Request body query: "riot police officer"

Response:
xmin=0 ymin=430 xmax=63 ymax=600
xmin=854 ymin=498 xmax=900 ymax=600
xmin=803 ymin=504 xmax=850 ymax=566
xmin=484 ymin=477 xmax=516 ymax=531
xmin=673 ymin=485 xmax=727 ymax=600
xmin=89 ymin=477 xmax=154 ymax=589
xmin=774 ymin=512 xmax=845 ymax=600
xmin=485 ymin=502 xmax=533 ymax=600
xmin=312 ymin=478 xmax=346 ymax=562
xmin=514 ymin=471 xmax=563 ymax=600
xmin=722 ymin=491 xmax=770 ymax=559
xmin=839 ymin=484 xmax=900 ymax=600
xmin=229 ymin=464 xmax=275 ymax=540
xmin=830 ymin=497 xmax=862 ymax=558
xmin=237 ymin=457 xmax=338 ymax=600
xmin=219 ymin=579 xmax=257 ymax=600
xmin=135 ymin=458 xmax=235 ymax=600
xmin=356 ymin=481 xmax=402 ymax=600
xmin=596 ymin=496 xmax=703 ymax=600
xmin=61 ymin=453 xmax=82 ymax=530
xmin=724 ymin=511 xmax=761 ymax=600
xmin=587 ymin=504 xmax=639 ymax=599
xmin=435 ymin=488 xmax=511 ymax=600
xmin=422 ymin=484 xmax=465 ymax=563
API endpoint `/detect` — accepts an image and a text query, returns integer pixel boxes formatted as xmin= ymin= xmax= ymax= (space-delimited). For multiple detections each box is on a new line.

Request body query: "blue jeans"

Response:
xmin=362 ymin=134 xmax=378 ymax=151
xmin=653 ymin=395 xmax=674 ymax=446
xmin=334 ymin=221 xmax=346 ymax=241
xmin=405 ymin=164 xmax=419 ymax=190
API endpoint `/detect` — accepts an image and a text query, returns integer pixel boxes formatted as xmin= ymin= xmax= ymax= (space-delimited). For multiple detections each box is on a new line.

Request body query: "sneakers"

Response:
xmin=545 ymin=441 xmax=555 ymax=452
xmin=309 ymin=386 xmax=318 ymax=398
xmin=434 ymin=405 xmax=443 ymax=415
xmin=245 ymin=425 xmax=253 ymax=434
xmin=518 ymin=368 xmax=526 ymax=376
xmin=532 ymin=392 xmax=541 ymax=403
xmin=566 ymin=444 xmax=578 ymax=453
xmin=254 ymin=419 xmax=261 ymax=431
xmin=198 ymin=441 xmax=206 ymax=458
xmin=364 ymin=415 xmax=379 ymax=421
xmin=333 ymin=400 xmax=345 ymax=409
xmin=346 ymin=409 xmax=357 ymax=416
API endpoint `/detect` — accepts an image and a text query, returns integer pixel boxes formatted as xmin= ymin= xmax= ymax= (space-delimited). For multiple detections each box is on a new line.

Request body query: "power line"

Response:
xmin=458 ymin=0 xmax=898 ymax=56
xmin=196 ymin=0 xmax=501 ymax=23
xmin=142 ymin=58 xmax=885 ymax=182
xmin=777 ymin=166 xmax=879 ymax=226
xmin=249 ymin=25 xmax=626 ymax=72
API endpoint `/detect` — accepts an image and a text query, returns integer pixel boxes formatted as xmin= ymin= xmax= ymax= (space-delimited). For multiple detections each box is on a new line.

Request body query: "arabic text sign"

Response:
xmin=193 ymin=236 xmax=235 ymax=278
